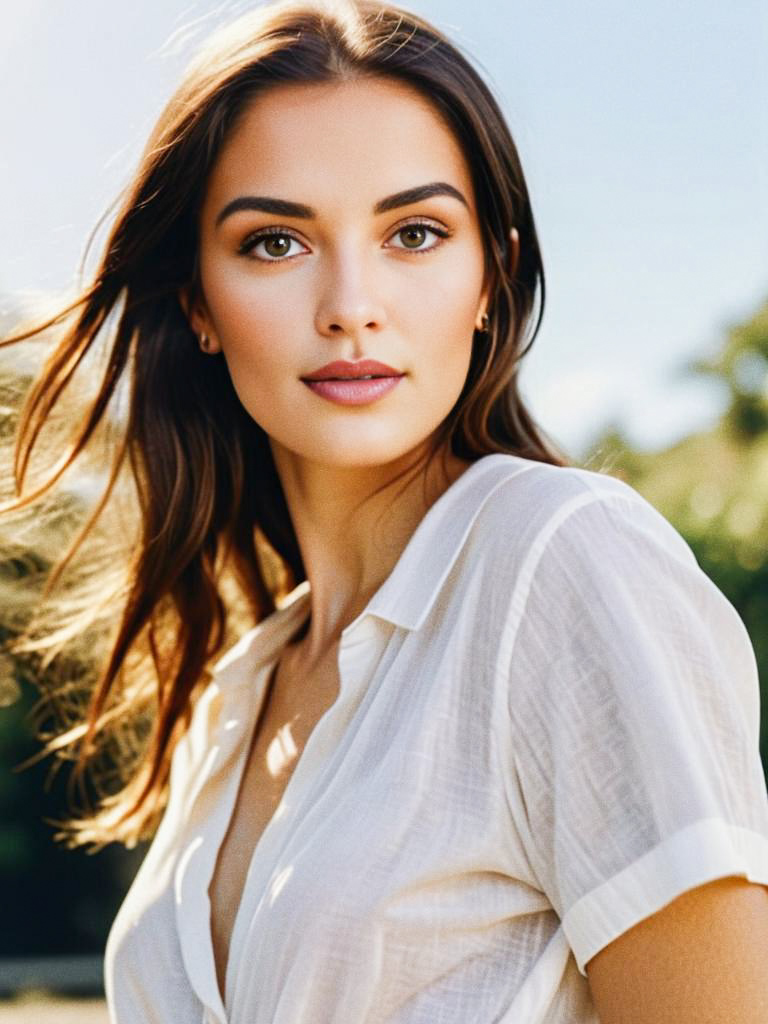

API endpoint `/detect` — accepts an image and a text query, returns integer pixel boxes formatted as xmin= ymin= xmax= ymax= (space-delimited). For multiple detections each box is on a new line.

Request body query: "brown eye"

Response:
xmin=387 ymin=220 xmax=450 ymax=254
xmin=399 ymin=225 xmax=428 ymax=249
xmin=238 ymin=229 xmax=307 ymax=262
xmin=262 ymin=234 xmax=292 ymax=258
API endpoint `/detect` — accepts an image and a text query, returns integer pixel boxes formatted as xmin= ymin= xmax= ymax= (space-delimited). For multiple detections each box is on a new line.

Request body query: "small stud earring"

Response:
xmin=477 ymin=313 xmax=490 ymax=333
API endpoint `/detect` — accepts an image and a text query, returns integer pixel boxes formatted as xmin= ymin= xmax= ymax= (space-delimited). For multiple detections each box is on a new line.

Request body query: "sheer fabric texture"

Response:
xmin=105 ymin=453 xmax=768 ymax=1024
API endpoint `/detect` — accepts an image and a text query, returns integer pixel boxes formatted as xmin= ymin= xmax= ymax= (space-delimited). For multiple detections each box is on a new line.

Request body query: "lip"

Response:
xmin=301 ymin=359 xmax=403 ymax=381
xmin=303 ymin=376 xmax=403 ymax=406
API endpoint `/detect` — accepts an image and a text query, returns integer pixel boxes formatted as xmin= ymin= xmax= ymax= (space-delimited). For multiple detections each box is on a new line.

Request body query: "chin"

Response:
xmin=272 ymin=426 xmax=437 ymax=471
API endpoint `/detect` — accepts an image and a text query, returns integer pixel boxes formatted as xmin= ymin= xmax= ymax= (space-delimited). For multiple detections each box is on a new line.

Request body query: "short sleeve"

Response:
xmin=503 ymin=488 xmax=768 ymax=977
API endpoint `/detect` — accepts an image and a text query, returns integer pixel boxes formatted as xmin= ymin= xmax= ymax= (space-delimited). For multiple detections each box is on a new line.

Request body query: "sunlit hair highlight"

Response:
xmin=0 ymin=0 xmax=568 ymax=849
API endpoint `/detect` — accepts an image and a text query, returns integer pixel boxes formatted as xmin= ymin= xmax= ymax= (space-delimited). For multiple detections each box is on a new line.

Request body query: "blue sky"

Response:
xmin=1 ymin=0 xmax=766 ymax=458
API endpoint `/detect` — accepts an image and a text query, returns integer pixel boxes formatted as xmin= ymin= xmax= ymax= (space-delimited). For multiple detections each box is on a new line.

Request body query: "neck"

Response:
xmin=270 ymin=438 xmax=470 ymax=665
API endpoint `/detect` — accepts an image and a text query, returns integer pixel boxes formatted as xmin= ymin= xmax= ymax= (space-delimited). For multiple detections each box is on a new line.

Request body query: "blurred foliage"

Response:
xmin=0 ymin=664 xmax=145 ymax=956
xmin=1 ymin=292 xmax=766 ymax=955
xmin=0 ymin=297 xmax=146 ymax=956
xmin=582 ymin=296 xmax=768 ymax=778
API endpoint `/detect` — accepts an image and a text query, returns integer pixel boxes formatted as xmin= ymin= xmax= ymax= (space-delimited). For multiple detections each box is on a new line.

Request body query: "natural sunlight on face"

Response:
xmin=194 ymin=76 xmax=490 ymax=470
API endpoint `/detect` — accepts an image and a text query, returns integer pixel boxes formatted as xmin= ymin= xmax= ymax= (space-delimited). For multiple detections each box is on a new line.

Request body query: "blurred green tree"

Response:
xmin=582 ymin=296 xmax=768 ymax=778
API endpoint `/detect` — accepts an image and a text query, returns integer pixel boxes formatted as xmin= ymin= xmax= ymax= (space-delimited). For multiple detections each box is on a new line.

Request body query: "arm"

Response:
xmin=586 ymin=875 xmax=768 ymax=1023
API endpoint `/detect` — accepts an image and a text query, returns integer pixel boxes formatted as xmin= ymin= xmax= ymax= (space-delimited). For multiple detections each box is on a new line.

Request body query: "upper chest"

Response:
xmin=208 ymin=640 xmax=342 ymax=992
xmin=122 ymin=609 xmax=527 ymax=1023
xmin=228 ymin=641 xmax=341 ymax=851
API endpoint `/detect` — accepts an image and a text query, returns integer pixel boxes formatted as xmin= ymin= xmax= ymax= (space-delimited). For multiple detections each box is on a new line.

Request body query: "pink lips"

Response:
xmin=301 ymin=359 xmax=405 ymax=406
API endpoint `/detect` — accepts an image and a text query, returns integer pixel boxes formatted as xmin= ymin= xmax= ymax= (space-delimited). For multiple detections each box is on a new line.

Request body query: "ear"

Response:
xmin=475 ymin=227 xmax=521 ymax=330
xmin=475 ymin=262 xmax=494 ymax=331
xmin=507 ymin=227 xmax=520 ymax=278
xmin=177 ymin=287 xmax=222 ymax=354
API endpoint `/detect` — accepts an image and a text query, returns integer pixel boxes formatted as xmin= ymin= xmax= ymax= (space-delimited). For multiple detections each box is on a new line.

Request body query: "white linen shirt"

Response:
xmin=105 ymin=453 xmax=768 ymax=1024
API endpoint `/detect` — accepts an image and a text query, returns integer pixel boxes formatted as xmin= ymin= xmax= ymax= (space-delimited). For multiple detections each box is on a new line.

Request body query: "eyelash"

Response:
xmin=237 ymin=218 xmax=452 ymax=262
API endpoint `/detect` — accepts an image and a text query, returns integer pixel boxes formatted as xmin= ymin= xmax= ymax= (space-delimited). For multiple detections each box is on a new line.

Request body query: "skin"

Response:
xmin=586 ymin=875 xmax=768 ymax=1022
xmin=185 ymin=75 xmax=518 ymax=661
xmin=184 ymin=75 xmax=768 ymax=1021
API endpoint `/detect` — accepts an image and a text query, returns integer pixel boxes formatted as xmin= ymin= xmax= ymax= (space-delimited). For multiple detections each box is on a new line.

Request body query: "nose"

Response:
xmin=314 ymin=247 xmax=387 ymax=345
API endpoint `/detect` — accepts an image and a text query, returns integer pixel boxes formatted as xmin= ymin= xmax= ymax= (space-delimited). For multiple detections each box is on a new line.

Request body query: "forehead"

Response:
xmin=203 ymin=76 xmax=476 ymax=216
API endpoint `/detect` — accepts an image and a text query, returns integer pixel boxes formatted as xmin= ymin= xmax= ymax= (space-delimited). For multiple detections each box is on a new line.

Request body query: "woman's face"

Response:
xmin=190 ymin=76 xmax=491 ymax=470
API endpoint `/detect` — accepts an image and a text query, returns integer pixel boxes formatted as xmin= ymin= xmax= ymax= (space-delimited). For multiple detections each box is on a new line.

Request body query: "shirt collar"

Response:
xmin=214 ymin=453 xmax=540 ymax=678
xmin=355 ymin=453 xmax=539 ymax=633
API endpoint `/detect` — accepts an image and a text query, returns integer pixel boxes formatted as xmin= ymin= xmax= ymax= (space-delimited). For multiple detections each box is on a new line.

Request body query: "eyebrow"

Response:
xmin=214 ymin=181 xmax=469 ymax=227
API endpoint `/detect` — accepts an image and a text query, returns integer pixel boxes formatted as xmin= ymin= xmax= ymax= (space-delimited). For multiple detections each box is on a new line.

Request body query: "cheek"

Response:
xmin=204 ymin=263 xmax=283 ymax=348
xmin=195 ymin=241 xmax=484 ymax=462
xmin=201 ymin=263 xmax=300 ymax=403
xmin=409 ymin=267 xmax=480 ymax=377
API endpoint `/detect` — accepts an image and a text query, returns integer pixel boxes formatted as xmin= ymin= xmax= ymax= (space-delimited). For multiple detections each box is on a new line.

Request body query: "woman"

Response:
xmin=3 ymin=1 xmax=768 ymax=1021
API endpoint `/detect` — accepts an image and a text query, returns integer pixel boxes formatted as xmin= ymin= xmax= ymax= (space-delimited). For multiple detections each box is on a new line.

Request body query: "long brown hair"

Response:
xmin=1 ymin=0 xmax=568 ymax=849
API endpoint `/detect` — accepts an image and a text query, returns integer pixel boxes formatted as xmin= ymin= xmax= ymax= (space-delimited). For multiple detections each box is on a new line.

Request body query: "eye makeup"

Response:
xmin=236 ymin=217 xmax=453 ymax=262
